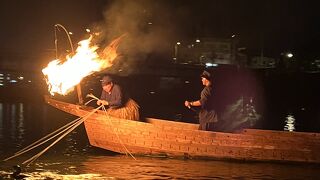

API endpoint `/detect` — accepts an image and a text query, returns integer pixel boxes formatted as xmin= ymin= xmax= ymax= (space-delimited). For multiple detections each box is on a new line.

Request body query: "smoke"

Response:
xmin=89 ymin=0 xmax=185 ymax=74
xmin=218 ymin=97 xmax=261 ymax=132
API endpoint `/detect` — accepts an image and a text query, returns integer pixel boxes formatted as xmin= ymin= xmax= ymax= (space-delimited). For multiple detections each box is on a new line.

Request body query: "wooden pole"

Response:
xmin=76 ymin=84 xmax=84 ymax=105
xmin=55 ymin=24 xmax=83 ymax=104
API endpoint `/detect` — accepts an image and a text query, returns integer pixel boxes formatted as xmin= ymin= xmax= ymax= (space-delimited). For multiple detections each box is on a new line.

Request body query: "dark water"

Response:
xmin=1 ymin=68 xmax=320 ymax=179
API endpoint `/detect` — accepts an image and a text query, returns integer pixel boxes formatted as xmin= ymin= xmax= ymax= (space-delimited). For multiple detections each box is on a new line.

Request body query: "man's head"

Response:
xmin=101 ymin=75 xmax=114 ymax=93
xmin=200 ymin=70 xmax=212 ymax=86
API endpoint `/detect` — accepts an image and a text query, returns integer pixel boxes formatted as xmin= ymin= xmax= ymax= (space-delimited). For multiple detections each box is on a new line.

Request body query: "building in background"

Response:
xmin=173 ymin=37 xmax=246 ymax=67
xmin=0 ymin=53 xmax=46 ymax=88
xmin=249 ymin=56 xmax=276 ymax=69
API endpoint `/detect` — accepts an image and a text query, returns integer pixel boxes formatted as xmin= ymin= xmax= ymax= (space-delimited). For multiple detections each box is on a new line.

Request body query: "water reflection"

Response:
xmin=0 ymin=103 xmax=26 ymax=151
xmin=0 ymin=103 xmax=3 ymax=141
xmin=2 ymin=154 xmax=319 ymax=179
xmin=17 ymin=103 xmax=25 ymax=146
xmin=10 ymin=104 xmax=17 ymax=142
xmin=83 ymin=156 xmax=318 ymax=179
xmin=0 ymin=170 xmax=105 ymax=180
xmin=0 ymin=101 xmax=82 ymax=158
xmin=284 ymin=114 xmax=296 ymax=132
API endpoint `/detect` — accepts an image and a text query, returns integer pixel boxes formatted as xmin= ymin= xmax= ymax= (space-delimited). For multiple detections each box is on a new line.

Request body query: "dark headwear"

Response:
xmin=101 ymin=75 xmax=113 ymax=86
xmin=200 ymin=70 xmax=212 ymax=81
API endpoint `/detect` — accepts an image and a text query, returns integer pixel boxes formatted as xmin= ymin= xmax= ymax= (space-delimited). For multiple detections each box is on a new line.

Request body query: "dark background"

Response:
xmin=1 ymin=0 xmax=320 ymax=62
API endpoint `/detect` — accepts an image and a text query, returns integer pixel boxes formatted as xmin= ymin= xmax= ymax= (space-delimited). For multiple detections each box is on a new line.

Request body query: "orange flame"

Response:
xmin=42 ymin=34 xmax=125 ymax=95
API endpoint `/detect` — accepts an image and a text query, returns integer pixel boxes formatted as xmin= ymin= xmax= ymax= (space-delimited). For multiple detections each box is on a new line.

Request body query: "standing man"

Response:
xmin=185 ymin=70 xmax=218 ymax=131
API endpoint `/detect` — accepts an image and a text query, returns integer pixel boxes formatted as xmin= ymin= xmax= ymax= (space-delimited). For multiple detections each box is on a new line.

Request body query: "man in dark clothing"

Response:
xmin=97 ymin=75 xmax=140 ymax=121
xmin=184 ymin=70 xmax=218 ymax=131
xmin=97 ymin=75 xmax=124 ymax=108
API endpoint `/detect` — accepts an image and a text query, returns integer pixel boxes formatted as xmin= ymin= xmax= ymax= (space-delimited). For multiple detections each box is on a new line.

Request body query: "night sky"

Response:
xmin=1 ymin=0 xmax=320 ymax=63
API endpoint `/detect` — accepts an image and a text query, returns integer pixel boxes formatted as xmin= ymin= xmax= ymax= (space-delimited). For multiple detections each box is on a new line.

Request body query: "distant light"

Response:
xmin=148 ymin=22 xmax=153 ymax=25
xmin=68 ymin=32 xmax=73 ymax=35
xmin=18 ymin=76 xmax=24 ymax=80
xmin=286 ymin=53 xmax=293 ymax=58
xmin=176 ymin=42 xmax=181 ymax=45
xmin=237 ymin=47 xmax=246 ymax=51
xmin=205 ymin=63 xmax=218 ymax=67
xmin=86 ymin=29 xmax=91 ymax=33
xmin=150 ymin=91 xmax=155 ymax=94
xmin=185 ymin=80 xmax=190 ymax=84
xmin=0 ymin=83 xmax=3 ymax=86
xmin=28 ymin=80 xmax=32 ymax=83
xmin=10 ymin=80 xmax=17 ymax=83
xmin=0 ymin=73 xmax=3 ymax=76
xmin=231 ymin=34 xmax=236 ymax=38
xmin=195 ymin=39 xmax=200 ymax=43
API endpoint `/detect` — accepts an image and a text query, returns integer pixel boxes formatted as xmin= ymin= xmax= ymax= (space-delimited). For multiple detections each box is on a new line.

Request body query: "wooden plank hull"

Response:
xmin=45 ymin=96 xmax=320 ymax=164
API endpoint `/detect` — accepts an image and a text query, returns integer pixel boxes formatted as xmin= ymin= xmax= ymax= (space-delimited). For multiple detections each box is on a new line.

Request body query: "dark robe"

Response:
xmin=199 ymin=85 xmax=218 ymax=131
xmin=100 ymin=84 xmax=124 ymax=109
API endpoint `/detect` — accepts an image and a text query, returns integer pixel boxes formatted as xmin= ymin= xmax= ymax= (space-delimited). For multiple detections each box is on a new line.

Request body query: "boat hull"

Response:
xmin=45 ymin=96 xmax=320 ymax=163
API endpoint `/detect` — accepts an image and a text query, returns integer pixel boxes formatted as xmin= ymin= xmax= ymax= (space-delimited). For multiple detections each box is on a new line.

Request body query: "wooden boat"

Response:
xmin=45 ymin=96 xmax=320 ymax=164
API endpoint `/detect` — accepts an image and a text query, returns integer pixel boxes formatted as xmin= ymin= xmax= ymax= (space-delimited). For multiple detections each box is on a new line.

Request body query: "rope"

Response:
xmin=101 ymin=105 xmax=136 ymax=160
xmin=4 ymin=118 xmax=81 ymax=161
xmin=3 ymin=94 xmax=136 ymax=166
xmin=15 ymin=117 xmax=80 ymax=155
xmin=87 ymin=93 xmax=136 ymax=160
xmin=22 ymin=105 xmax=103 ymax=166
xmin=23 ymin=120 xmax=84 ymax=166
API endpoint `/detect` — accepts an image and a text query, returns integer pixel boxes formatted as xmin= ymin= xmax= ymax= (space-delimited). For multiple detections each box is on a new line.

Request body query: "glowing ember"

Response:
xmin=42 ymin=35 xmax=124 ymax=95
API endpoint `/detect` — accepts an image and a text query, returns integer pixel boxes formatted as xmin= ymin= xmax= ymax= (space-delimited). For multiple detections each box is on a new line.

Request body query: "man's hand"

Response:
xmin=97 ymin=100 xmax=109 ymax=106
xmin=184 ymin=100 xmax=191 ymax=108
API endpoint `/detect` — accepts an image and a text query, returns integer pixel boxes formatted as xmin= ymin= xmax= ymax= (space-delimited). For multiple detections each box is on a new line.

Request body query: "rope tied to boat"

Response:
xmin=3 ymin=94 xmax=136 ymax=167
xmin=3 ymin=102 xmax=103 ymax=166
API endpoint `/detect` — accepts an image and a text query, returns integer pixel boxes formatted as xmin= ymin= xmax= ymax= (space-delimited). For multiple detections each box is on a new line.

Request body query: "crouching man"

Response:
xmin=97 ymin=75 xmax=140 ymax=121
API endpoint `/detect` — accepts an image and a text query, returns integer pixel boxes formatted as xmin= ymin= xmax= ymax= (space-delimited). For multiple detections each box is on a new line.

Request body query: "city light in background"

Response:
xmin=286 ymin=52 xmax=293 ymax=58
xmin=0 ymin=72 xmax=33 ymax=87
xmin=284 ymin=114 xmax=296 ymax=132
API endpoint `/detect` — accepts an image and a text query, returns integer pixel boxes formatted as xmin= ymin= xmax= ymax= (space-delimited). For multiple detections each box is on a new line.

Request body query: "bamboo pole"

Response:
xmin=54 ymin=24 xmax=83 ymax=104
